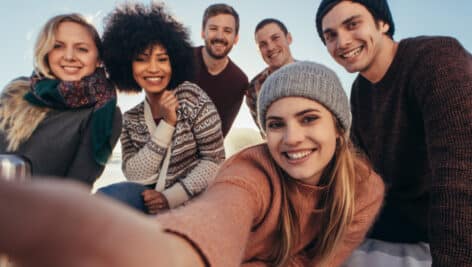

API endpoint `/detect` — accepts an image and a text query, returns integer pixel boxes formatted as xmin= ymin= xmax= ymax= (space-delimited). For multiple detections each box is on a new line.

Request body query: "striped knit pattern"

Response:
xmin=120 ymin=81 xmax=225 ymax=196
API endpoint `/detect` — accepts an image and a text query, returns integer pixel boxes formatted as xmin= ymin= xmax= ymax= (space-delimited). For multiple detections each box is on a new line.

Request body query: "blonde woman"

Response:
xmin=0 ymin=61 xmax=383 ymax=267
xmin=0 ymin=14 xmax=121 ymax=185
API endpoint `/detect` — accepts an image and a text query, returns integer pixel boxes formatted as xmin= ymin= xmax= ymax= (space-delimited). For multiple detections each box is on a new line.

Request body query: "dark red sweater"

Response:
xmin=351 ymin=36 xmax=472 ymax=266
xmin=190 ymin=46 xmax=248 ymax=137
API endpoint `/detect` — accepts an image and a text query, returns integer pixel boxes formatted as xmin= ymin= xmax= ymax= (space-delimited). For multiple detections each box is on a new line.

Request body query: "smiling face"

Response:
xmin=47 ymin=21 xmax=100 ymax=81
xmin=255 ymin=22 xmax=294 ymax=72
xmin=132 ymin=44 xmax=172 ymax=95
xmin=201 ymin=14 xmax=239 ymax=59
xmin=321 ymin=1 xmax=390 ymax=78
xmin=265 ymin=97 xmax=339 ymax=185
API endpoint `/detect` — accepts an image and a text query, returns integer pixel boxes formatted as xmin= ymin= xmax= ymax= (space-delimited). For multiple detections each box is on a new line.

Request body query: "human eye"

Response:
xmin=52 ymin=42 xmax=63 ymax=49
xmin=347 ymin=20 xmax=360 ymax=30
xmin=157 ymin=55 xmax=169 ymax=62
xmin=301 ymin=115 xmax=319 ymax=124
xmin=266 ymin=119 xmax=284 ymax=130
xmin=324 ymin=31 xmax=336 ymax=42
xmin=134 ymin=55 xmax=146 ymax=62
xmin=224 ymin=28 xmax=233 ymax=34
xmin=77 ymin=46 xmax=89 ymax=53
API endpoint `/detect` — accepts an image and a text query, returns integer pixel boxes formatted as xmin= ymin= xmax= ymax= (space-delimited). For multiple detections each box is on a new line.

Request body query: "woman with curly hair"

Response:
xmin=0 ymin=62 xmax=384 ymax=267
xmin=97 ymin=3 xmax=225 ymax=214
xmin=0 ymin=13 xmax=121 ymax=185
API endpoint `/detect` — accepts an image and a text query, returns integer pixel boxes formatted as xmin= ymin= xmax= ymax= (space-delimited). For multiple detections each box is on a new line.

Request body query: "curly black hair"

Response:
xmin=102 ymin=2 xmax=194 ymax=92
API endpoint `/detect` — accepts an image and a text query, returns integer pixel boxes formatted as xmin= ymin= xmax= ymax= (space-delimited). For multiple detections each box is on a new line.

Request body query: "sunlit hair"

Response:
xmin=269 ymin=116 xmax=371 ymax=266
xmin=102 ymin=2 xmax=194 ymax=92
xmin=202 ymin=3 xmax=240 ymax=34
xmin=254 ymin=18 xmax=289 ymax=36
xmin=34 ymin=13 xmax=102 ymax=79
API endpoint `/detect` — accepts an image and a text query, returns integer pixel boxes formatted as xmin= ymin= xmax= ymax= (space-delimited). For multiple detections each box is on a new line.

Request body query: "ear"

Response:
xmin=378 ymin=21 xmax=390 ymax=34
xmin=233 ymin=34 xmax=239 ymax=45
xmin=201 ymin=30 xmax=205 ymax=40
xmin=287 ymin=32 xmax=293 ymax=45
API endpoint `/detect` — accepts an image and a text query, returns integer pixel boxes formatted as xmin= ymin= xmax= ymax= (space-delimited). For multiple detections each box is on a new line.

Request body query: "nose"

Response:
xmin=147 ymin=59 xmax=159 ymax=73
xmin=336 ymin=30 xmax=352 ymax=49
xmin=266 ymin=41 xmax=276 ymax=52
xmin=64 ymin=47 xmax=75 ymax=61
xmin=215 ymin=29 xmax=224 ymax=39
xmin=283 ymin=123 xmax=303 ymax=146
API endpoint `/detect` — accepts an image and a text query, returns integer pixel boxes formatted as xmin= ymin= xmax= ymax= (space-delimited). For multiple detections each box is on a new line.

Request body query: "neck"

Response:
xmin=145 ymin=92 xmax=164 ymax=118
xmin=201 ymin=47 xmax=229 ymax=75
xmin=268 ymin=57 xmax=295 ymax=73
xmin=361 ymin=38 xmax=399 ymax=83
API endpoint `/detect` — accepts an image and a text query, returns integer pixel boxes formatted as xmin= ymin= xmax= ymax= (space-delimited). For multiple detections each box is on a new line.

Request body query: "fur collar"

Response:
xmin=0 ymin=78 xmax=50 ymax=151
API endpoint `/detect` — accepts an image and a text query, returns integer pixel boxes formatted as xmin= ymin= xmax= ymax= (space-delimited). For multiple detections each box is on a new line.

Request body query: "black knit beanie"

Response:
xmin=315 ymin=0 xmax=395 ymax=44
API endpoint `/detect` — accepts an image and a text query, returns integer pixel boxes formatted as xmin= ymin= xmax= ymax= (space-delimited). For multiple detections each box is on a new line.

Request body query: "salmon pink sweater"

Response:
xmin=157 ymin=144 xmax=384 ymax=266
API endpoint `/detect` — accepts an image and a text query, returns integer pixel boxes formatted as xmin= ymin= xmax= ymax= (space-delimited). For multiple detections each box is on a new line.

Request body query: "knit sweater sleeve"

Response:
xmin=163 ymin=85 xmax=225 ymax=205
xmin=121 ymin=108 xmax=174 ymax=184
xmin=412 ymin=37 xmax=472 ymax=266
xmin=156 ymin=148 xmax=272 ymax=267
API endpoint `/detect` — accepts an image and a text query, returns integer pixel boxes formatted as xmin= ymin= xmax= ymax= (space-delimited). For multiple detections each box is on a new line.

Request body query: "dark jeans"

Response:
xmin=97 ymin=182 xmax=156 ymax=214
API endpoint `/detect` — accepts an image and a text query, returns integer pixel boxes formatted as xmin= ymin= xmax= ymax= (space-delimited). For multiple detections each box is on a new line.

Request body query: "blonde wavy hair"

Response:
xmin=34 ymin=13 xmax=102 ymax=78
xmin=270 ymin=120 xmax=371 ymax=267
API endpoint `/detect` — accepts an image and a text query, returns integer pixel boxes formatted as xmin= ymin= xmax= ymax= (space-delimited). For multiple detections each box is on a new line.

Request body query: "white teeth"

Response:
xmin=342 ymin=47 xmax=362 ymax=58
xmin=145 ymin=77 xmax=162 ymax=82
xmin=286 ymin=150 xmax=312 ymax=160
xmin=63 ymin=66 xmax=80 ymax=72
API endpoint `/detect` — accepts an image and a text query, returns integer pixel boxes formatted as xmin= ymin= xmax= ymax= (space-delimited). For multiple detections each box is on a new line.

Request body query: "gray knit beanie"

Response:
xmin=257 ymin=61 xmax=351 ymax=133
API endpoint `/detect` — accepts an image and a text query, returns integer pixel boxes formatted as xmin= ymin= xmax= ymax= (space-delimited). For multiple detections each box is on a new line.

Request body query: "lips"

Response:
xmin=61 ymin=66 xmax=81 ymax=74
xmin=283 ymin=149 xmax=315 ymax=161
xmin=211 ymin=39 xmax=228 ymax=46
xmin=143 ymin=76 xmax=164 ymax=85
xmin=339 ymin=46 xmax=363 ymax=59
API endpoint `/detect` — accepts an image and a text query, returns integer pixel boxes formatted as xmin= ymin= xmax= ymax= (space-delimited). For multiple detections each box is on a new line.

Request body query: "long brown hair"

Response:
xmin=270 ymin=122 xmax=371 ymax=267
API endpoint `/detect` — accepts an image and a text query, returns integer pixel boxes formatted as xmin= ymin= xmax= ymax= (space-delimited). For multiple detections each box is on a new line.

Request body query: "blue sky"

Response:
xmin=1 ymin=0 xmax=471 ymax=130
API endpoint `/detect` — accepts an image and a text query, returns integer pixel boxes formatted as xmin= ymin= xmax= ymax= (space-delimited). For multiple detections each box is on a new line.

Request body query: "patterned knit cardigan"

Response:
xmin=120 ymin=81 xmax=225 ymax=208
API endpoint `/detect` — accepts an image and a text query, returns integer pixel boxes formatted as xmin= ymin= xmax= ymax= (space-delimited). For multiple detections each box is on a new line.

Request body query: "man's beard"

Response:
xmin=204 ymin=38 xmax=233 ymax=60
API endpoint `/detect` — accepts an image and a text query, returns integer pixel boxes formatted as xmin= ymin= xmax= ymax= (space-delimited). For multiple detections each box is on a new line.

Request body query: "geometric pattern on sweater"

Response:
xmin=120 ymin=81 xmax=225 ymax=196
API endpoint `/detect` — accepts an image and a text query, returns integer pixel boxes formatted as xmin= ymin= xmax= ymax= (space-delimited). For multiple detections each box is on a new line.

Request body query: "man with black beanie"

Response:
xmin=316 ymin=0 xmax=472 ymax=266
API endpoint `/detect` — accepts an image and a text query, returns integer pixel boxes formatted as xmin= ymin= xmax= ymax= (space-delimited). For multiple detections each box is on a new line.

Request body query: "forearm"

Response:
xmin=0 ymin=179 xmax=202 ymax=267
xmin=121 ymin=122 xmax=173 ymax=182
xmin=430 ymin=169 xmax=472 ymax=266
xmin=122 ymin=141 xmax=166 ymax=182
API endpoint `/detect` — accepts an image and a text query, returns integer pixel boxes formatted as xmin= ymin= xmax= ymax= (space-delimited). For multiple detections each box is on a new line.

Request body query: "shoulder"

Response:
xmin=400 ymin=36 xmax=470 ymax=65
xmin=175 ymin=81 xmax=213 ymax=106
xmin=123 ymin=102 xmax=144 ymax=123
xmin=227 ymin=58 xmax=249 ymax=82
xmin=249 ymin=68 xmax=270 ymax=85
xmin=402 ymin=36 xmax=464 ymax=50
xmin=353 ymin=159 xmax=385 ymax=208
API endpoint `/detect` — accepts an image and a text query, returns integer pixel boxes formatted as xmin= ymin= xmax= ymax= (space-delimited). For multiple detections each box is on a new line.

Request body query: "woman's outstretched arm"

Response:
xmin=0 ymin=179 xmax=204 ymax=267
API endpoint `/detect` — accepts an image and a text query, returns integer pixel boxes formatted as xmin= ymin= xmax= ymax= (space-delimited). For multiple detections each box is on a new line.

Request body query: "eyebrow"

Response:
xmin=139 ymin=50 xmax=168 ymax=56
xmin=266 ymin=108 xmax=321 ymax=121
xmin=323 ymin=15 xmax=361 ymax=35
